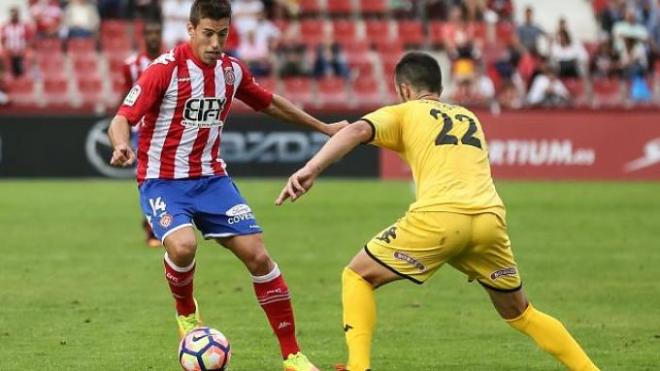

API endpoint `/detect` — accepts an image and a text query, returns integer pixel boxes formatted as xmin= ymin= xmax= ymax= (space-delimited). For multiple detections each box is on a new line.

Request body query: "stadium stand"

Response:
xmin=1 ymin=0 xmax=659 ymax=112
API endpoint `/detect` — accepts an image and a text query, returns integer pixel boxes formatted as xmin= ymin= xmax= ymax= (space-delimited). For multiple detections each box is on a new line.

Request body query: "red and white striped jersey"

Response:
xmin=1 ymin=22 xmax=32 ymax=55
xmin=122 ymin=52 xmax=154 ymax=93
xmin=118 ymin=43 xmax=273 ymax=183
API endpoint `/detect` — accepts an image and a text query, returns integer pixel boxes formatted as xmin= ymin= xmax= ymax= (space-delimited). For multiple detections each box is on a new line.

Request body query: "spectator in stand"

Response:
xmin=162 ymin=0 xmax=193 ymax=48
xmin=1 ymin=7 xmax=33 ymax=78
xmin=444 ymin=7 xmax=482 ymax=68
xmin=488 ymin=0 xmax=513 ymax=21
xmin=450 ymin=63 xmax=497 ymax=111
xmin=131 ymin=0 xmax=161 ymax=20
xmin=517 ymin=6 xmax=546 ymax=54
xmin=646 ymin=0 xmax=660 ymax=63
xmin=233 ymin=0 xmax=264 ymax=36
xmin=237 ymin=29 xmax=273 ymax=76
xmin=613 ymin=7 xmax=649 ymax=53
xmin=29 ymin=0 xmax=62 ymax=39
xmin=313 ymin=38 xmax=350 ymax=80
xmin=97 ymin=0 xmax=124 ymax=19
xmin=599 ymin=0 xmax=626 ymax=35
xmin=590 ymin=39 xmax=622 ymax=77
xmin=620 ymin=35 xmax=648 ymax=78
xmin=461 ymin=0 xmax=486 ymax=22
xmin=527 ymin=62 xmax=570 ymax=107
xmin=63 ymin=0 xmax=100 ymax=39
xmin=549 ymin=29 xmax=588 ymax=78
xmin=254 ymin=10 xmax=280 ymax=52
xmin=277 ymin=29 xmax=308 ymax=77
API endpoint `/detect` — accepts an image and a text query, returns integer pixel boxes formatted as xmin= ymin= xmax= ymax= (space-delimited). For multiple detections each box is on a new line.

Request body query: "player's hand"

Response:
xmin=275 ymin=166 xmax=318 ymax=206
xmin=110 ymin=143 xmax=136 ymax=167
xmin=324 ymin=120 xmax=349 ymax=136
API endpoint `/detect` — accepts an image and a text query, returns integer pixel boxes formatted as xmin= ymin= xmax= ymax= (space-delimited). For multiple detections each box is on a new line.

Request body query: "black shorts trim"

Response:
xmin=363 ymin=246 xmax=423 ymax=285
xmin=478 ymin=280 xmax=523 ymax=293
xmin=359 ymin=118 xmax=376 ymax=144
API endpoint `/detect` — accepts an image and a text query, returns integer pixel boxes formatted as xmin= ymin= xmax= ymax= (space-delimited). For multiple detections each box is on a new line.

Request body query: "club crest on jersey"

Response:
xmin=159 ymin=213 xmax=173 ymax=228
xmin=182 ymin=97 xmax=226 ymax=128
xmin=224 ymin=67 xmax=235 ymax=85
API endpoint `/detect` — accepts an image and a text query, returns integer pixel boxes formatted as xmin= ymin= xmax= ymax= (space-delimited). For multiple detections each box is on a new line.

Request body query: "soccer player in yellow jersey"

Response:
xmin=275 ymin=52 xmax=600 ymax=371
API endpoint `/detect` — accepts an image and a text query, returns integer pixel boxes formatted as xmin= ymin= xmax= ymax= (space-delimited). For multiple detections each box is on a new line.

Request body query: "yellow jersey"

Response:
xmin=362 ymin=99 xmax=505 ymax=217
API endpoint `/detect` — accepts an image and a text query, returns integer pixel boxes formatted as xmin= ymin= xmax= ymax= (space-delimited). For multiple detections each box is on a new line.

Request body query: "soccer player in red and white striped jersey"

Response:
xmin=107 ymin=1 xmax=345 ymax=370
xmin=121 ymin=18 xmax=163 ymax=248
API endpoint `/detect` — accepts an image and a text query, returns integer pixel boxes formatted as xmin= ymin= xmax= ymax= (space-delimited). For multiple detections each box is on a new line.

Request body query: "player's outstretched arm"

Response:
xmin=108 ymin=114 xmax=136 ymax=167
xmin=275 ymin=120 xmax=373 ymax=205
xmin=262 ymin=94 xmax=348 ymax=136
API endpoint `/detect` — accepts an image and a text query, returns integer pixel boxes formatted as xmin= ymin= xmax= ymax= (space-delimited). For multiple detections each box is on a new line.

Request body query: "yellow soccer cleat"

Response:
xmin=283 ymin=352 xmax=319 ymax=371
xmin=176 ymin=299 xmax=202 ymax=338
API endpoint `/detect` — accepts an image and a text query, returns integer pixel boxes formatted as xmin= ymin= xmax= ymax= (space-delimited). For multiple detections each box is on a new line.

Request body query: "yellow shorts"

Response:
xmin=365 ymin=211 xmax=521 ymax=291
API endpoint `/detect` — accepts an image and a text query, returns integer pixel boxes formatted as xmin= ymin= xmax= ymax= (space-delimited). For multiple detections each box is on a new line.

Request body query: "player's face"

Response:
xmin=188 ymin=18 xmax=231 ymax=65
xmin=143 ymin=24 xmax=162 ymax=54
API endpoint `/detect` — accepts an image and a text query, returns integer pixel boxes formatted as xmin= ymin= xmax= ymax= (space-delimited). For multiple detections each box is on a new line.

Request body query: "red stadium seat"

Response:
xmin=359 ymin=0 xmax=388 ymax=15
xmin=352 ymin=76 xmax=382 ymax=107
xmin=101 ymin=20 xmax=130 ymax=40
xmin=495 ymin=22 xmax=515 ymax=45
xmin=383 ymin=76 xmax=399 ymax=103
xmin=374 ymin=40 xmax=404 ymax=63
xmin=7 ymin=77 xmax=36 ymax=105
xmin=428 ymin=21 xmax=448 ymax=46
xmin=72 ymin=58 xmax=99 ymax=75
xmin=67 ymin=38 xmax=96 ymax=54
xmin=342 ymin=40 xmax=370 ymax=63
xmin=282 ymin=77 xmax=315 ymax=107
xmin=592 ymin=78 xmax=623 ymax=107
xmin=254 ymin=77 xmax=278 ymax=94
xmin=469 ymin=22 xmax=487 ymax=43
xmin=37 ymin=53 xmax=65 ymax=74
xmin=273 ymin=19 xmax=291 ymax=34
xmin=381 ymin=59 xmax=398 ymax=79
xmin=327 ymin=0 xmax=353 ymax=16
xmin=102 ymin=36 xmax=132 ymax=56
xmin=397 ymin=20 xmax=425 ymax=47
xmin=316 ymin=77 xmax=348 ymax=108
xmin=77 ymin=76 xmax=104 ymax=106
xmin=365 ymin=20 xmax=391 ymax=46
xmin=298 ymin=0 xmax=322 ymax=15
xmin=332 ymin=20 xmax=358 ymax=45
xmin=299 ymin=20 xmax=327 ymax=47
xmin=348 ymin=59 xmax=375 ymax=80
xmin=43 ymin=76 xmax=71 ymax=106
xmin=35 ymin=38 xmax=63 ymax=54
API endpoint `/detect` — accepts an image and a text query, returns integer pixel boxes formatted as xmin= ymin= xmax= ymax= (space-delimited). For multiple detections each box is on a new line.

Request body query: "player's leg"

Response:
xmin=193 ymin=176 xmax=316 ymax=369
xmin=456 ymin=212 xmax=599 ymax=370
xmin=484 ymin=287 xmax=600 ymax=371
xmin=341 ymin=212 xmax=467 ymax=371
xmin=139 ymin=179 xmax=200 ymax=336
xmin=339 ymin=249 xmax=402 ymax=371
xmin=219 ymin=234 xmax=318 ymax=370
xmin=163 ymin=226 xmax=202 ymax=336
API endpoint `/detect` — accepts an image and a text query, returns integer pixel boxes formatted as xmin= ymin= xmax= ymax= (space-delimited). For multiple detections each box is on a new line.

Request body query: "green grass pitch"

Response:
xmin=0 ymin=179 xmax=658 ymax=370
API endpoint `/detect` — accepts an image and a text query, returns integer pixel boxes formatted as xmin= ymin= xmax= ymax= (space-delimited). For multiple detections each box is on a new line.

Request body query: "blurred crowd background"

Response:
xmin=0 ymin=0 xmax=659 ymax=113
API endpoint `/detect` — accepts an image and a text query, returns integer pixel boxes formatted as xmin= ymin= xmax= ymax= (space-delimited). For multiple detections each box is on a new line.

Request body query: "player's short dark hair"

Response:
xmin=143 ymin=17 xmax=162 ymax=30
xmin=190 ymin=0 xmax=232 ymax=27
xmin=394 ymin=52 xmax=443 ymax=94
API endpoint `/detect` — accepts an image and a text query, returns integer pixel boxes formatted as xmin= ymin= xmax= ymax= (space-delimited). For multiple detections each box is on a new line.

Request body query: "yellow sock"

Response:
xmin=507 ymin=304 xmax=599 ymax=371
xmin=342 ymin=267 xmax=375 ymax=371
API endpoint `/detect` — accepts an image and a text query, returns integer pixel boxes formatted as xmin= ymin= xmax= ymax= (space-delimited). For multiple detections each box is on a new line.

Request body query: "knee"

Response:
xmin=166 ymin=238 xmax=197 ymax=266
xmin=244 ymin=249 xmax=273 ymax=275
